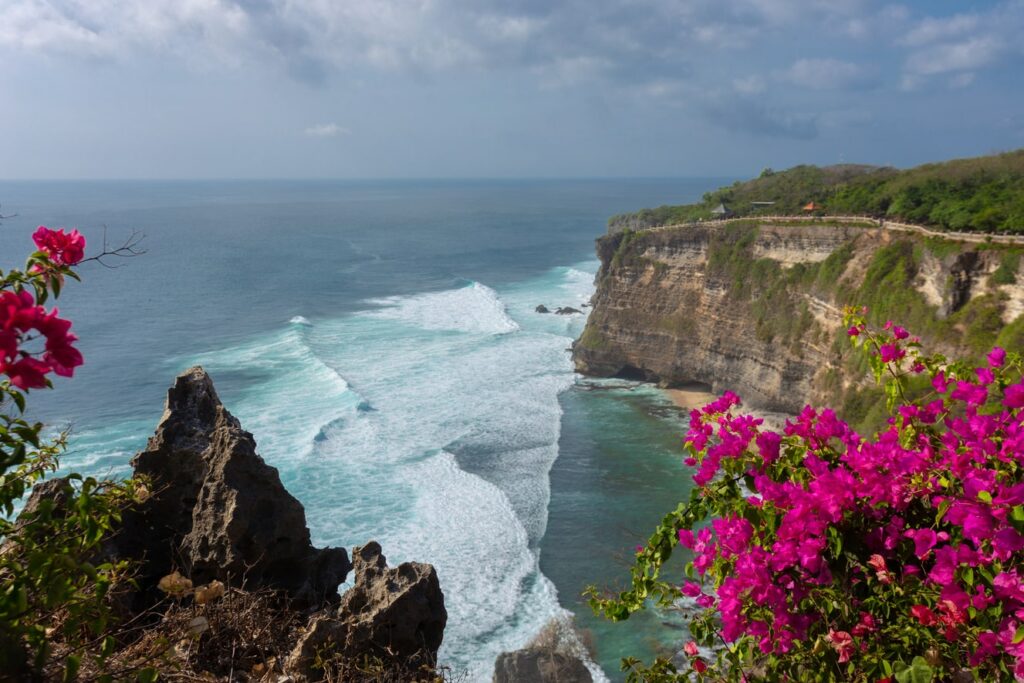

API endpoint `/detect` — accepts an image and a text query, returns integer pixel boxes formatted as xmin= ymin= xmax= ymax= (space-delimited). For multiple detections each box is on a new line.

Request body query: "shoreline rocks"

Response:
xmin=493 ymin=619 xmax=594 ymax=683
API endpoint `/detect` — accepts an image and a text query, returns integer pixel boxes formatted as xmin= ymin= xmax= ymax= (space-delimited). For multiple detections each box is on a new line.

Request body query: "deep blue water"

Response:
xmin=0 ymin=179 xmax=718 ymax=680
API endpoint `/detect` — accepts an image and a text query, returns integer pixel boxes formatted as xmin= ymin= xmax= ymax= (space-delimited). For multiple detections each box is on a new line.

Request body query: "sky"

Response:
xmin=1 ymin=0 xmax=1022 ymax=179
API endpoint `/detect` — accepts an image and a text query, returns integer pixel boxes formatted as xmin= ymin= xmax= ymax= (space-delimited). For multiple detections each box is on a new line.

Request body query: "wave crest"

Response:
xmin=363 ymin=282 xmax=520 ymax=335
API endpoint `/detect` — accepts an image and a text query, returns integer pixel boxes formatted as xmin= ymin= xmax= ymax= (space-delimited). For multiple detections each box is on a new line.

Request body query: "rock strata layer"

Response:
xmin=574 ymin=223 xmax=1023 ymax=414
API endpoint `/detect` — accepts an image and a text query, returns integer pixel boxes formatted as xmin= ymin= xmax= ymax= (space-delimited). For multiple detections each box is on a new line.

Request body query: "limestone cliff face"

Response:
xmin=573 ymin=222 xmax=1024 ymax=417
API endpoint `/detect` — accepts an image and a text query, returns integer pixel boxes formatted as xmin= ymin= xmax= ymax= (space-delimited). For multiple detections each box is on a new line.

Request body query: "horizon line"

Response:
xmin=0 ymin=175 xmax=742 ymax=183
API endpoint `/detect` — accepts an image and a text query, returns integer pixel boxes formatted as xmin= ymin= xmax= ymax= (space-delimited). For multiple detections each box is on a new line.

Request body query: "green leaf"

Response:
xmin=62 ymin=655 xmax=81 ymax=683
xmin=896 ymin=657 xmax=934 ymax=683
xmin=978 ymin=490 xmax=993 ymax=504
xmin=1013 ymin=625 xmax=1024 ymax=645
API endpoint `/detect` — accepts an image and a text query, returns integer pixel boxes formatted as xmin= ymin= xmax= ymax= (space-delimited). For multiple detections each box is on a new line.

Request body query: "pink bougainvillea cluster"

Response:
xmin=666 ymin=310 xmax=1024 ymax=681
xmin=0 ymin=227 xmax=84 ymax=389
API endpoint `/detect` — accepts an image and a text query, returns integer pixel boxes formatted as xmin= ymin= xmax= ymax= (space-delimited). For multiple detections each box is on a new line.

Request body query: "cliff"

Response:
xmin=573 ymin=220 xmax=1024 ymax=424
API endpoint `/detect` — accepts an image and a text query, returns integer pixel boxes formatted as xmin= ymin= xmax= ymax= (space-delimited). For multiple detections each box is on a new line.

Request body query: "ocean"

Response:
xmin=0 ymin=178 xmax=721 ymax=680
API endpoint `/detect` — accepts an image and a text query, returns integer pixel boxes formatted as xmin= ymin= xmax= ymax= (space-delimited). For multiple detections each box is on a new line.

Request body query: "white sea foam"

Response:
xmin=183 ymin=325 xmax=361 ymax=465
xmin=63 ymin=264 xmax=605 ymax=682
xmin=289 ymin=315 xmax=313 ymax=326
xmin=363 ymin=282 xmax=520 ymax=335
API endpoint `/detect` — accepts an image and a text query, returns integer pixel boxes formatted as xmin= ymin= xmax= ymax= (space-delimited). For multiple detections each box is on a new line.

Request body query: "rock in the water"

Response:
xmin=287 ymin=541 xmax=446 ymax=680
xmin=118 ymin=366 xmax=350 ymax=606
xmin=555 ymin=306 xmax=583 ymax=315
xmin=493 ymin=648 xmax=593 ymax=683
xmin=535 ymin=304 xmax=550 ymax=313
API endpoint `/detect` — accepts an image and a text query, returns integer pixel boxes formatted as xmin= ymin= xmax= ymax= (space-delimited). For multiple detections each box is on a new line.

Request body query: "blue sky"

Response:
xmin=1 ymin=0 xmax=1022 ymax=179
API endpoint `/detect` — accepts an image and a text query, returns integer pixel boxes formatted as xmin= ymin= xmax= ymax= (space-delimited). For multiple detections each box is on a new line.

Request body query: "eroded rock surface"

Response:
xmin=287 ymin=541 xmax=447 ymax=680
xmin=118 ymin=367 xmax=351 ymax=606
xmin=493 ymin=648 xmax=593 ymax=683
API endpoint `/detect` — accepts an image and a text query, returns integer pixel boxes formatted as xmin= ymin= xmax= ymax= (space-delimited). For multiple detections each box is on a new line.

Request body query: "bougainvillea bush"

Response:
xmin=0 ymin=226 xmax=145 ymax=680
xmin=590 ymin=308 xmax=1024 ymax=682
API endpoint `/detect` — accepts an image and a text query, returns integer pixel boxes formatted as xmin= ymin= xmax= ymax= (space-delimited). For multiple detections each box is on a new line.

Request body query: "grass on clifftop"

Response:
xmin=609 ymin=149 xmax=1024 ymax=234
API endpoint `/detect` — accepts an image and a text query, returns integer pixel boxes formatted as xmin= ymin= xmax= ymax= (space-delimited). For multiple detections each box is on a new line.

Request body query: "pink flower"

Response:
xmin=976 ymin=367 xmax=995 ymax=386
xmin=851 ymin=612 xmax=877 ymax=638
xmin=879 ymin=343 xmax=905 ymax=363
xmin=905 ymin=528 xmax=938 ymax=559
xmin=950 ymin=380 xmax=987 ymax=406
xmin=867 ymin=554 xmax=893 ymax=584
xmin=756 ymin=431 xmax=782 ymax=464
xmin=678 ymin=529 xmax=695 ymax=548
xmin=828 ymin=630 xmax=854 ymax=663
xmin=0 ymin=290 xmax=82 ymax=388
xmin=847 ymin=325 xmax=860 ymax=337
xmin=989 ymin=347 xmax=1007 ymax=368
xmin=1004 ymin=382 xmax=1024 ymax=409
xmin=893 ymin=325 xmax=909 ymax=340
xmin=5 ymin=357 xmax=50 ymax=390
xmin=33 ymin=226 xmax=85 ymax=266
xmin=910 ymin=605 xmax=938 ymax=626
xmin=684 ymin=641 xmax=699 ymax=657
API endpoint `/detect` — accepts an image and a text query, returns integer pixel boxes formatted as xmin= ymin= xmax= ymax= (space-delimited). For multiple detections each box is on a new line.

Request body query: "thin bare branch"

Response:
xmin=78 ymin=227 xmax=147 ymax=269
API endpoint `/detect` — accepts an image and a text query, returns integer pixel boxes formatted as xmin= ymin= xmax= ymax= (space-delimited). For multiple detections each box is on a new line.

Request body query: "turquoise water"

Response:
xmin=545 ymin=382 xmax=695 ymax=676
xmin=0 ymin=179 xmax=715 ymax=680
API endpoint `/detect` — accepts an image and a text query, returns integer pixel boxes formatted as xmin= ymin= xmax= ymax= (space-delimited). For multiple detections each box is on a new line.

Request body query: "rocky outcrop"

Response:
xmin=116 ymin=367 xmax=351 ymax=607
xmin=287 ymin=541 xmax=447 ymax=681
xmin=573 ymin=222 xmax=1024 ymax=415
xmin=536 ymin=305 xmax=550 ymax=313
xmin=555 ymin=307 xmax=583 ymax=315
xmin=14 ymin=368 xmax=447 ymax=681
xmin=493 ymin=648 xmax=593 ymax=683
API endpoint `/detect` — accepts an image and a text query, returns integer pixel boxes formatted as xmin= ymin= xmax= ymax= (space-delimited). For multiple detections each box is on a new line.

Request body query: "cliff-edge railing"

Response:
xmin=637 ymin=215 xmax=1024 ymax=245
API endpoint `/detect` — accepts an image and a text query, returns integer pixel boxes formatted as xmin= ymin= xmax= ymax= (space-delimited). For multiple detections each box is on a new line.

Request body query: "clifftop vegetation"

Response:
xmin=609 ymin=149 xmax=1024 ymax=234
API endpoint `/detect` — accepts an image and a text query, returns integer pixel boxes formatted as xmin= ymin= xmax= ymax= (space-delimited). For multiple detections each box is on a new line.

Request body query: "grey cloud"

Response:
xmin=900 ymin=1 xmax=1024 ymax=85
xmin=702 ymin=95 xmax=819 ymax=140
xmin=0 ymin=0 xmax=875 ymax=80
xmin=780 ymin=58 xmax=878 ymax=90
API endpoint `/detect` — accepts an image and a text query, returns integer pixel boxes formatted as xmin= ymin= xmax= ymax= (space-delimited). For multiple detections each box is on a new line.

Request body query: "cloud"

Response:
xmin=899 ymin=1 xmax=1024 ymax=86
xmin=3 ymin=0 xmax=1016 ymax=112
xmin=702 ymin=94 xmax=819 ymax=140
xmin=0 ymin=0 xmax=874 ymax=82
xmin=780 ymin=58 xmax=876 ymax=90
xmin=902 ymin=13 xmax=979 ymax=48
xmin=904 ymin=36 xmax=1004 ymax=79
xmin=303 ymin=123 xmax=349 ymax=137
xmin=732 ymin=75 xmax=766 ymax=95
